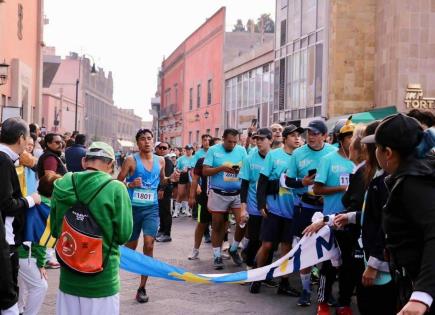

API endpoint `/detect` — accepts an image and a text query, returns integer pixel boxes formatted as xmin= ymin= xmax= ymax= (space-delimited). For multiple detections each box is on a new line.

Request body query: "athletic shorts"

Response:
xmin=260 ymin=212 xmax=293 ymax=243
xmin=207 ymin=189 xmax=241 ymax=213
xmin=291 ymin=204 xmax=323 ymax=238
xmin=179 ymin=172 xmax=189 ymax=184
xmin=247 ymin=215 xmax=263 ymax=241
xmin=130 ymin=204 xmax=159 ymax=240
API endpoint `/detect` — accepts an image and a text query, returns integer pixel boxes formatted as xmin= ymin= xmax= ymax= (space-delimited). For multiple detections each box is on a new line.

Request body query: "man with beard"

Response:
xmin=36 ymin=133 xmax=67 ymax=178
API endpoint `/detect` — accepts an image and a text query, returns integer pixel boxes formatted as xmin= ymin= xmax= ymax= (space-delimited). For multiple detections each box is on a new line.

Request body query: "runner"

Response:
xmin=173 ymin=144 xmax=194 ymax=217
xmin=251 ymin=125 xmax=303 ymax=296
xmin=270 ymin=123 xmax=284 ymax=149
xmin=117 ymin=129 xmax=179 ymax=303
xmin=285 ymin=120 xmax=337 ymax=307
xmin=302 ymin=118 xmax=356 ymax=315
xmin=203 ymin=128 xmax=247 ymax=270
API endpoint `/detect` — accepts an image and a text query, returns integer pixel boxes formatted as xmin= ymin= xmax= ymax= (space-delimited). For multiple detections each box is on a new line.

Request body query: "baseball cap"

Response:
xmin=361 ymin=113 xmax=423 ymax=151
xmin=185 ymin=144 xmax=194 ymax=150
xmin=86 ymin=142 xmax=115 ymax=160
xmin=282 ymin=124 xmax=305 ymax=138
xmin=306 ymin=120 xmax=328 ymax=135
xmin=252 ymin=128 xmax=272 ymax=140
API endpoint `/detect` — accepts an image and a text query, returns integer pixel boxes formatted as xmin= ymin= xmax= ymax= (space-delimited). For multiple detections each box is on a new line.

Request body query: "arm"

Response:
xmin=202 ymin=165 xmax=233 ymax=177
xmin=43 ymin=156 xmax=59 ymax=176
xmin=188 ymin=172 xmax=199 ymax=208
xmin=341 ymin=167 xmax=367 ymax=214
xmin=240 ymin=179 xmax=249 ymax=203
xmin=313 ymin=182 xmax=346 ymax=196
xmin=0 ymin=166 xmax=32 ymax=217
xmin=256 ymin=174 xmax=269 ymax=212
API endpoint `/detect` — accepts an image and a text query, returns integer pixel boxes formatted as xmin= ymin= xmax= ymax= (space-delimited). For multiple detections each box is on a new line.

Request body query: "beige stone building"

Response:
xmin=274 ymin=0 xmax=435 ymax=126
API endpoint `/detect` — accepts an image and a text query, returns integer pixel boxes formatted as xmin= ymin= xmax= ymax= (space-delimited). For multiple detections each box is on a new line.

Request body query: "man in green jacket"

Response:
xmin=50 ymin=142 xmax=133 ymax=315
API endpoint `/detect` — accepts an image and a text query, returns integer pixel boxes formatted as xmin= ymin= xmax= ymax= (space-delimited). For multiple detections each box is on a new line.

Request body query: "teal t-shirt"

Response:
xmin=239 ymin=150 xmax=266 ymax=216
xmin=286 ymin=143 xmax=337 ymax=197
xmin=176 ymin=155 xmax=194 ymax=171
xmin=190 ymin=148 xmax=207 ymax=168
xmin=314 ymin=151 xmax=355 ymax=215
xmin=203 ymin=144 xmax=247 ymax=191
xmin=246 ymin=146 xmax=257 ymax=156
xmin=260 ymin=148 xmax=294 ymax=219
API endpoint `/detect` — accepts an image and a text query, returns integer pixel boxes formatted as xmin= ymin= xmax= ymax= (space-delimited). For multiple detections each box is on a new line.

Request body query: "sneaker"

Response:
xmin=213 ymin=256 xmax=224 ymax=270
xmin=45 ymin=260 xmax=60 ymax=269
xmin=263 ymin=279 xmax=279 ymax=288
xmin=297 ymin=289 xmax=311 ymax=307
xmin=204 ymin=234 xmax=211 ymax=243
xmin=172 ymin=212 xmax=179 ymax=218
xmin=156 ymin=231 xmax=163 ymax=238
xmin=221 ymin=252 xmax=230 ymax=260
xmin=336 ymin=306 xmax=353 ymax=315
xmin=188 ymin=249 xmax=199 ymax=260
xmin=136 ymin=287 xmax=149 ymax=303
xmin=156 ymin=235 xmax=172 ymax=242
xmin=277 ymin=283 xmax=301 ymax=297
xmin=317 ymin=303 xmax=329 ymax=315
xmin=228 ymin=249 xmax=243 ymax=266
xmin=249 ymin=281 xmax=262 ymax=294
xmin=327 ymin=295 xmax=338 ymax=307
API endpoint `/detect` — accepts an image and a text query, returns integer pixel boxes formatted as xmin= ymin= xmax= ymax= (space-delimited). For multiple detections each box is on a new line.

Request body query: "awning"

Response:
xmin=327 ymin=106 xmax=398 ymax=130
xmin=117 ymin=139 xmax=134 ymax=148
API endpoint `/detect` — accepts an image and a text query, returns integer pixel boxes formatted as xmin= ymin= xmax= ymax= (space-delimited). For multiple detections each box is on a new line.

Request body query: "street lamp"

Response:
xmin=0 ymin=59 xmax=10 ymax=85
xmin=75 ymin=55 xmax=97 ymax=133
xmin=204 ymin=110 xmax=209 ymax=119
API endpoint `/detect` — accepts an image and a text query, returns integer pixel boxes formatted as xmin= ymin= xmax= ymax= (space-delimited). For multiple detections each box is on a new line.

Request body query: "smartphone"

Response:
xmin=232 ymin=165 xmax=240 ymax=173
xmin=308 ymin=169 xmax=317 ymax=177
xmin=251 ymin=118 xmax=258 ymax=127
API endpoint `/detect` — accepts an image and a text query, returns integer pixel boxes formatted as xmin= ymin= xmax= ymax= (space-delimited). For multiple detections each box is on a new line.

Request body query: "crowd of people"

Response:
xmin=0 ymin=108 xmax=433 ymax=315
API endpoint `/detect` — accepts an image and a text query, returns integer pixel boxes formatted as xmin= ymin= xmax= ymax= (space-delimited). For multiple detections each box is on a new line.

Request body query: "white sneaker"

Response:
xmin=172 ymin=210 xmax=179 ymax=218
xmin=221 ymin=252 xmax=230 ymax=260
xmin=188 ymin=248 xmax=199 ymax=260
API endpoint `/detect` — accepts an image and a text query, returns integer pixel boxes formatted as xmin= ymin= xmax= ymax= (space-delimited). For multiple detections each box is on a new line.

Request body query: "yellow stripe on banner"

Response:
xmin=169 ymin=272 xmax=212 ymax=284
xmin=39 ymin=216 xmax=56 ymax=248
xmin=280 ymin=259 xmax=289 ymax=273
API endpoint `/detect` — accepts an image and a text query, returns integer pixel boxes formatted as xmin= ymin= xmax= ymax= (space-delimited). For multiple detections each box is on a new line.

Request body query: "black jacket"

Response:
xmin=383 ymin=155 xmax=435 ymax=298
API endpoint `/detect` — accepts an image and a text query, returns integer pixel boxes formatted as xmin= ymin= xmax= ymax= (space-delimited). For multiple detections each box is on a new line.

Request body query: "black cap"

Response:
xmin=184 ymin=144 xmax=194 ymax=150
xmin=306 ymin=120 xmax=328 ymax=135
xmin=252 ymin=128 xmax=272 ymax=140
xmin=361 ymin=113 xmax=423 ymax=151
xmin=282 ymin=125 xmax=305 ymax=138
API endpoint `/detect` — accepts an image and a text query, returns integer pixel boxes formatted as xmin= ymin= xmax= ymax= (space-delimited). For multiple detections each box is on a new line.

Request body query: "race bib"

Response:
xmin=132 ymin=188 xmax=155 ymax=205
xmin=339 ymin=174 xmax=350 ymax=186
xmin=223 ymin=172 xmax=239 ymax=182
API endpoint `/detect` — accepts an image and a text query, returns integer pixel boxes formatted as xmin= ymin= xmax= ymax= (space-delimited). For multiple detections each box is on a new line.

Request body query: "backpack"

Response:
xmin=55 ymin=174 xmax=113 ymax=275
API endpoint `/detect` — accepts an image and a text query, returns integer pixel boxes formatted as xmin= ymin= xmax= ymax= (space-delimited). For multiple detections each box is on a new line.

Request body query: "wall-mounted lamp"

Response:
xmin=0 ymin=59 xmax=10 ymax=85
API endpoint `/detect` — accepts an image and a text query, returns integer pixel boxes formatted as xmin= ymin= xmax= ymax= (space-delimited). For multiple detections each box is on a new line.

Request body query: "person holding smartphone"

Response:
xmin=173 ymin=145 xmax=194 ymax=217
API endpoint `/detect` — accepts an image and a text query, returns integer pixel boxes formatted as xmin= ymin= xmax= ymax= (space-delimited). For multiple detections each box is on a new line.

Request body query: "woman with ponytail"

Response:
xmin=361 ymin=113 xmax=435 ymax=315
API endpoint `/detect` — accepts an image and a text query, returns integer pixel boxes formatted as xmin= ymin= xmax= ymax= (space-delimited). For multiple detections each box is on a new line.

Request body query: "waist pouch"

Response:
xmin=212 ymin=188 xmax=240 ymax=197
xmin=300 ymin=193 xmax=323 ymax=207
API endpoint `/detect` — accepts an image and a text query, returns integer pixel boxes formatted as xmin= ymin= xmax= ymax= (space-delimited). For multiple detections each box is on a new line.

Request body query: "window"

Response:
xmin=196 ymin=130 xmax=200 ymax=143
xmin=215 ymin=128 xmax=219 ymax=137
xmin=197 ymin=84 xmax=201 ymax=108
xmin=174 ymin=84 xmax=178 ymax=106
xmin=280 ymin=19 xmax=287 ymax=47
xmin=315 ymin=43 xmax=323 ymax=104
xmin=189 ymin=131 xmax=192 ymax=144
xmin=279 ymin=58 xmax=286 ymax=110
xmin=207 ymin=79 xmax=212 ymax=105
xmin=189 ymin=88 xmax=193 ymax=110
xmin=206 ymin=129 xmax=211 ymax=135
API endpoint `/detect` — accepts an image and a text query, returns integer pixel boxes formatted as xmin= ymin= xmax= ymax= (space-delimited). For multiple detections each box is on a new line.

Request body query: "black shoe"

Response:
xmin=277 ymin=284 xmax=301 ymax=297
xmin=213 ymin=256 xmax=224 ymax=270
xmin=229 ymin=249 xmax=243 ymax=266
xmin=263 ymin=279 xmax=279 ymax=288
xmin=249 ymin=281 xmax=262 ymax=294
xmin=156 ymin=235 xmax=172 ymax=242
xmin=136 ymin=287 xmax=149 ymax=303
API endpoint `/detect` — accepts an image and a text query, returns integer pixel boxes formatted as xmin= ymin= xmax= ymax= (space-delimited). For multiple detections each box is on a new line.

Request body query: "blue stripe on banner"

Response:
xmin=209 ymin=271 xmax=248 ymax=284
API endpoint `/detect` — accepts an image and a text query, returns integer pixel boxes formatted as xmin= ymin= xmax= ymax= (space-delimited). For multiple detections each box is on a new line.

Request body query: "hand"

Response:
xmin=302 ymin=174 xmax=315 ymax=186
xmin=362 ymin=266 xmax=377 ymax=287
xmin=39 ymin=267 xmax=48 ymax=280
xmin=339 ymin=185 xmax=348 ymax=192
xmin=240 ymin=204 xmax=249 ymax=223
xmin=303 ymin=221 xmax=325 ymax=236
xmin=188 ymin=196 xmax=196 ymax=209
xmin=397 ymin=301 xmax=428 ymax=315
xmin=333 ymin=214 xmax=349 ymax=228
xmin=19 ymin=151 xmax=37 ymax=168
xmin=170 ymin=170 xmax=180 ymax=182
xmin=158 ymin=190 xmax=164 ymax=200
xmin=31 ymin=192 xmax=41 ymax=205
xmin=220 ymin=166 xmax=235 ymax=174
xmin=260 ymin=208 xmax=268 ymax=218
xmin=131 ymin=177 xmax=143 ymax=188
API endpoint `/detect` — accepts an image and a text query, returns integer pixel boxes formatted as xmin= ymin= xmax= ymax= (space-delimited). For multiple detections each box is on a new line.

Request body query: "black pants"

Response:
xmin=0 ymin=246 xmax=18 ymax=310
xmin=158 ymin=189 xmax=172 ymax=236
xmin=317 ymin=260 xmax=337 ymax=303
xmin=357 ymin=280 xmax=397 ymax=315
xmin=245 ymin=215 xmax=262 ymax=267
xmin=335 ymin=229 xmax=365 ymax=306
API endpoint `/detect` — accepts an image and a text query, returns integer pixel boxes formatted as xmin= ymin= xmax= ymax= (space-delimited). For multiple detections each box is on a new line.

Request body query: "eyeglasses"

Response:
xmin=158 ymin=146 xmax=168 ymax=150
xmin=53 ymin=141 xmax=63 ymax=145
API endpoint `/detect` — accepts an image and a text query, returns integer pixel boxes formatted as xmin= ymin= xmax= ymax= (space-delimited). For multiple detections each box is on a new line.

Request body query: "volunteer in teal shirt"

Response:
xmin=239 ymin=151 xmax=265 ymax=216
xmin=176 ymin=154 xmax=194 ymax=172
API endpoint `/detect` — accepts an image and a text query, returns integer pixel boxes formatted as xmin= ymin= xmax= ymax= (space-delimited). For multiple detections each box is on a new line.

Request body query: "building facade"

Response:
xmin=0 ymin=0 xmax=44 ymax=123
xmin=274 ymin=0 xmax=435 ymax=126
xmin=114 ymin=107 xmax=142 ymax=148
xmin=224 ymin=35 xmax=274 ymax=130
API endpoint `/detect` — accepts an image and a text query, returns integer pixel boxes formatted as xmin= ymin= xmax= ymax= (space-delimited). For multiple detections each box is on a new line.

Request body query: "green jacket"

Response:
xmin=18 ymin=243 xmax=47 ymax=268
xmin=51 ymin=171 xmax=133 ymax=298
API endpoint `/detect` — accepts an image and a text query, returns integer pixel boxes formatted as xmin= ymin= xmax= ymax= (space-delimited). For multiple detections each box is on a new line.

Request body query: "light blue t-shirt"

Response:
xmin=315 ymin=151 xmax=355 ymax=215
xmin=260 ymin=148 xmax=294 ymax=219
xmin=190 ymin=148 xmax=207 ymax=168
xmin=239 ymin=150 xmax=267 ymax=216
xmin=246 ymin=146 xmax=258 ymax=156
xmin=286 ymin=143 xmax=337 ymax=197
xmin=176 ymin=155 xmax=194 ymax=171
xmin=203 ymin=144 xmax=247 ymax=191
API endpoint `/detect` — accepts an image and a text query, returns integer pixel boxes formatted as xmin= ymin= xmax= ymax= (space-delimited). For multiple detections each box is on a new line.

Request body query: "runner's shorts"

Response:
xmin=207 ymin=189 xmax=241 ymax=213
xmin=291 ymin=201 xmax=323 ymax=238
xmin=260 ymin=212 xmax=293 ymax=243
xmin=130 ymin=204 xmax=159 ymax=240
xmin=179 ymin=172 xmax=190 ymax=184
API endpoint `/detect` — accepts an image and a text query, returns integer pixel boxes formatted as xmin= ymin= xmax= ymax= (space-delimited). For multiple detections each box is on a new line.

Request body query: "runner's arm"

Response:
xmin=117 ymin=156 xmax=134 ymax=184
xmin=256 ymin=174 xmax=268 ymax=211
xmin=202 ymin=165 xmax=230 ymax=176
xmin=240 ymin=179 xmax=249 ymax=203
xmin=313 ymin=182 xmax=346 ymax=195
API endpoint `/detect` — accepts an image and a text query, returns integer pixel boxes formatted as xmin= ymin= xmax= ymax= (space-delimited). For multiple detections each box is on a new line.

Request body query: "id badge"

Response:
xmin=223 ymin=172 xmax=238 ymax=182
xmin=339 ymin=174 xmax=350 ymax=186
xmin=132 ymin=188 xmax=155 ymax=206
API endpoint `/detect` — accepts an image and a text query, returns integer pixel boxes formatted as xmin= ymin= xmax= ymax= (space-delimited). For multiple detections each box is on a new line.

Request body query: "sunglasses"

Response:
xmin=53 ymin=141 xmax=63 ymax=145
xmin=158 ymin=146 xmax=168 ymax=150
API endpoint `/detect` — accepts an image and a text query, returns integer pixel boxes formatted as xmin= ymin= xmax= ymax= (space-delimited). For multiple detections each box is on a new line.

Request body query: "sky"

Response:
xmin=44 ymin=0 xmax=275 ymax=122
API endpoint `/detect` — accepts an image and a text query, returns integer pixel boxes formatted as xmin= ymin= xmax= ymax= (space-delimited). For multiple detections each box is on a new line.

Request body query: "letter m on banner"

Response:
xmin=315 ymin=230 xmax=336 ymax=260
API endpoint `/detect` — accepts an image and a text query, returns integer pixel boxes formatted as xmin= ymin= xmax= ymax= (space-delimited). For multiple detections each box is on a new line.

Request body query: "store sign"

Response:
xmin=405 ymin=84 xmax=435 ymax=110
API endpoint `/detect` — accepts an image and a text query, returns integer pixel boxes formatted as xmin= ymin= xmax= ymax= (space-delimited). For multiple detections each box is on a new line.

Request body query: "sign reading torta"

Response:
xmin=405 ymin=84 xmax=435 ymax=110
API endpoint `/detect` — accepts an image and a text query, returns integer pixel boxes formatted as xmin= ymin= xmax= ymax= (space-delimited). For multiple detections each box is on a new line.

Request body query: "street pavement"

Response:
xmin=40 ymin=216 xmax=360 ymax=314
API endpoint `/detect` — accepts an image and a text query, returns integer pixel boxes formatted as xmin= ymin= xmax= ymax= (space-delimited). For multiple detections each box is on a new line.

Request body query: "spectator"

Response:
xmin=36 ymin=133 xmax=67 ymax=178
xmin=407 ymin=109 xmax=435 ymax=130
xmin=65 ymin=134 xmax=87 ymax=172
xmin=29 ymin=124 xmax=43 ymax=159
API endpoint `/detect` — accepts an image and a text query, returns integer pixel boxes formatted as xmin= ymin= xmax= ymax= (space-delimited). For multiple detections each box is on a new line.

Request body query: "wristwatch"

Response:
xmin=322 ymin=216 xmax=329 ymax=223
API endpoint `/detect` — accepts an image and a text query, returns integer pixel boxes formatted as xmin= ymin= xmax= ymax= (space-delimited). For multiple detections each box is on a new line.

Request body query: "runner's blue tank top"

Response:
xmin=127 ymin=153 xmax=160 ymax=207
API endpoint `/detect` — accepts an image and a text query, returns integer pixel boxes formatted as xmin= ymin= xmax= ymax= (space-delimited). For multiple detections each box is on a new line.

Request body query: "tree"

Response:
xmin=246 ymin=19 xmax=257 ymax=33
xmin=232 ymin=19 xmax=246 ymax=32
xmin=257 ymin=13 xmax=275 ymax=33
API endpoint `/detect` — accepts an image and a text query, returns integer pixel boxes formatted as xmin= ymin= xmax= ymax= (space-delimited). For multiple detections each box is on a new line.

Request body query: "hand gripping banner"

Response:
xmin=120 ymin=226 xmax=341 ymax=284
